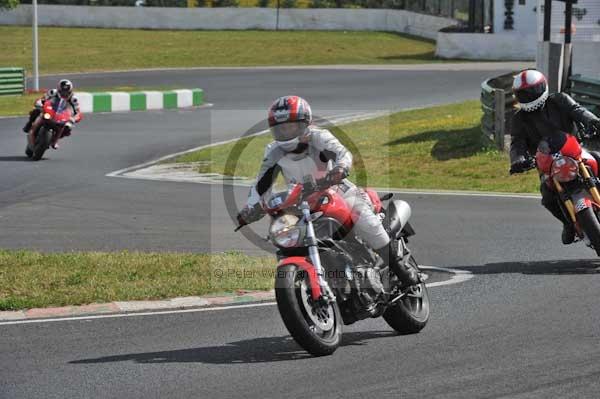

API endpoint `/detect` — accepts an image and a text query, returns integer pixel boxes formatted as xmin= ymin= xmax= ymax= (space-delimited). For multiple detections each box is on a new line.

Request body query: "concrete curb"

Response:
xmin=75 ymin=88 xmax=204 ymax=113
xmin=0 ymin=290 xmax=274 ymax=321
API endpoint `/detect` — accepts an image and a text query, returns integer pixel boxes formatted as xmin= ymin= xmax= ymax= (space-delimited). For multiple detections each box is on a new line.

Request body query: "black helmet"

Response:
xmin=58 ymin=79 xmax=73 ymax=99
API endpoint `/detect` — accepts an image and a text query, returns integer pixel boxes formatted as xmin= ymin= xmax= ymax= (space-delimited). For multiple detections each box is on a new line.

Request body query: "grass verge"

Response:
xmin=172 ymin=101 xmax=540 ymax=193
xmin=1 ymin=27 xmax=446 ymax=75
xmin=0 ymin=250 xmax=274 ymax=311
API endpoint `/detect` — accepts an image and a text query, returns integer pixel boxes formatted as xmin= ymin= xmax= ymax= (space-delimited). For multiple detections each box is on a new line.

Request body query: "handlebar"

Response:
xmin=575 ymin=122 xmax=600 ymax=141
xmin=303 ymin=177 xmax=332 ymax=195
xmin=234 ymin=176 xmax=336 ymax=231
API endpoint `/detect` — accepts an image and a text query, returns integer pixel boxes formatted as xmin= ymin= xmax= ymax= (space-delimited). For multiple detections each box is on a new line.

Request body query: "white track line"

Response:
xmin=0 ymin=266 xmax=471 ymax=326
xmin=421 ymin=266 xmax=474 ymax=287
xmin=0 ymin=302 xmax=277 ymax=326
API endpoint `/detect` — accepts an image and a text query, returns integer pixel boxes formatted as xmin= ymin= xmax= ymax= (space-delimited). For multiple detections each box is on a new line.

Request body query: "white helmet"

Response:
xmin=512 ymin=70 xmax=549 ymax=112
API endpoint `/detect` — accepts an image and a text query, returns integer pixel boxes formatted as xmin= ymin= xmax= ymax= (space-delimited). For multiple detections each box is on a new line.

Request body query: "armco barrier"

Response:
xmin=480 ymin=72 xmax=517 ymax=151
xmin=0 ymin=67 xmax=25 ymax=96
xmin=569 ymin=75 xmax=600 ymax=117
xmin=75 ymin=89 xmax=204 ymax=113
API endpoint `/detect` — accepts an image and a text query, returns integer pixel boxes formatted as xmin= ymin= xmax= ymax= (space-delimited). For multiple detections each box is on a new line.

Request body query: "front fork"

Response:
xmin=300 ymin=201 xmax=335 ymax=303
xmin=553 ymin=160 xmax=600 ymax=226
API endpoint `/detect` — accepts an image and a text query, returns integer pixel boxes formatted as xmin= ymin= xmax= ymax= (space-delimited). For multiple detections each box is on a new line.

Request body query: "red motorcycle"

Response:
xmin=26 ymin=98 xmax=74 ymax=161
xmin=533 ymin=134 xmax=600 ymax=254
xmin=237 ymin=176 xmax=430 ymax=356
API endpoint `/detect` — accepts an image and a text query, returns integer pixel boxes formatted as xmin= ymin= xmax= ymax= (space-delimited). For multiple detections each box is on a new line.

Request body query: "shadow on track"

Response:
xmin=0 ymin=156 xmax=30 ymax=162
xmin=454 ymin=259 xmax=600 ymax=276
xmin=70 ymin=331 xmax=397 ymax=365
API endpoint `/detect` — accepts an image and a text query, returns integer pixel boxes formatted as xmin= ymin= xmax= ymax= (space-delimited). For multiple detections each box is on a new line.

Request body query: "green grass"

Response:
xmin=172 ymin=101 xmax=540 ymax=193
xmin=0 ymin=250 xmax=274 ymax=310
xmin=0 ymin=93 xmax=37 ymax=118
xmin=0 ymin=27 xmax=446 ymax=75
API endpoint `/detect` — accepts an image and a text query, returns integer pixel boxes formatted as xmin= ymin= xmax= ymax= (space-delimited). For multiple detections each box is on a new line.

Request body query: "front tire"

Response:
xmin=383 ymin=255 xmax=430 ymax=334
xmin=275 ymin=264 xmax=342 ymax=356
xmin=577 ymin=207 xmax=600 ymax=256
xmin=32 ymin=126 xmax=51 ymax=161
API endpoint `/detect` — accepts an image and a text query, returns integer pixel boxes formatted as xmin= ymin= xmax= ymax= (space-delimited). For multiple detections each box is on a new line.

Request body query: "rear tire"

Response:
xmin=32 ymin=127 xmax=51 ymax=161
xmin=577 ymin=207 xmax=600 ymax=256
xmin=383 ymin=256 xmax=430 ymax=334
xmin=275 ymin=264 xmax=342 ymax=356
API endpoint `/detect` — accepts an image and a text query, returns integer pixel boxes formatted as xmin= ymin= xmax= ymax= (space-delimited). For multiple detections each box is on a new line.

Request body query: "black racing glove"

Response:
xmin=236 ymin=203 xmax=264 ymax=227
xmin=510 ymin=157 xmax=535 ymax=175
xmin=589 ymin=119 xmax=600 ymax=138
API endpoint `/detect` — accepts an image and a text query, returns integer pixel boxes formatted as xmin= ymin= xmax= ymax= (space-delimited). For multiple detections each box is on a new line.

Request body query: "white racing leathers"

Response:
xmin=246 ymin=127 xmax=390 ymax=250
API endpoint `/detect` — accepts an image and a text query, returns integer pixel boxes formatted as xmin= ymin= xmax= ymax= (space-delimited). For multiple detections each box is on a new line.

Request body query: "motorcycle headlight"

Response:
xmin=43 ymin=113 xmax=52 ymax=120
xmin=551 ymin=156 xmax=579 ymax=182
xmin=270 ymin=214 xmax=302 ymax=248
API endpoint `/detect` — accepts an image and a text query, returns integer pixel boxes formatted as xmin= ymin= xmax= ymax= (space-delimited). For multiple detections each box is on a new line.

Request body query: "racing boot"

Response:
xmin=375 ymin=240 xmax=419 ymax=288
xmin=22 ymin=121 xmax=32 ymax=133
xmin=562 ymin=223 xmax=576 ymax=245
xmin=23 ymin=109 xmax=39 ymax=133
xmin=541 ymin=186 xmax=576 ymax=245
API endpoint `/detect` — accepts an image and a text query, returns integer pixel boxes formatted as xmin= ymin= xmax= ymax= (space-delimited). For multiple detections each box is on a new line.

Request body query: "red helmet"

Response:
xmin=512 ymin=70 xmax=548 ymax=112
xmin=268 ymin=96 xmax=312 ymax=144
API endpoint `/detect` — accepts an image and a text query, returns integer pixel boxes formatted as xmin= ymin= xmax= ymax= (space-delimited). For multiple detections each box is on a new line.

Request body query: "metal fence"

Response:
xmin=569 ymin=74 xmax=600 ymax=117
xmin=540 ymin=0 xmax=600 ymax=80
xmin=480 ymin=72 xmax=517 ymax=150
xmin=0 ymin=67 xmax=25 ymax=96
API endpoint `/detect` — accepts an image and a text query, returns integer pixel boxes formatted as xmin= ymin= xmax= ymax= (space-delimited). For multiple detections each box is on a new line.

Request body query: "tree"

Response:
xmin=0 ymin=0 xmax=20 ymax=9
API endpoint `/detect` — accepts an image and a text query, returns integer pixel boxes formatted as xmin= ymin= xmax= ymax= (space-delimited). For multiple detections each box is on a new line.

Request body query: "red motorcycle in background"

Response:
xmin=529 ymin=133 xmax=600 ymax=254
xmin=237 ymin=176 xmax=430 ymax=356
xmin=26 ymin=98 xmax=75 ymax=161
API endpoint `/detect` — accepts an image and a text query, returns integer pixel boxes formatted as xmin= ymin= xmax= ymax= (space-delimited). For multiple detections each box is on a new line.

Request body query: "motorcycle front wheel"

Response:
xmin=32 ymin=127 xmax=51 ymax=161
xmin=577 ymin=207 xmax=600 ymax=256
xmin=275 ymin=264 xmax=342 ymax=356
xmin=383 ymin=255 xmax=430 ymax=334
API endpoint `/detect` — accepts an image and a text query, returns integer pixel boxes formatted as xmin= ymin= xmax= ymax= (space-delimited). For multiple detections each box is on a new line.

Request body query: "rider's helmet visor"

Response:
xmin=271 ymin=121 xmax=308 ymax=142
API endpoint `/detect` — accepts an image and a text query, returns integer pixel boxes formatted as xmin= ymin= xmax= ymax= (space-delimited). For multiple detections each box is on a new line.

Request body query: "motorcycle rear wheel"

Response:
xmin=577 ymin=207 xmax=600 ymax=256
xmin=32 ymin=127 xmax=51 ymax=161
xmin=275 ymin=264 xmax=342 ymax=356
xmin=383 ymin=255 xmax=430 ymax=334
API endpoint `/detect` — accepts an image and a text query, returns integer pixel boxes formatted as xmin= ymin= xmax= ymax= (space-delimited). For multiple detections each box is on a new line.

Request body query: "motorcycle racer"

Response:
xmin=237 ymin=95 xmax=419 ymax=288
xmin=509 ymin=69 xmax=600 ymax=244
xmin=26 ymin=79 xmax=82 ymax=152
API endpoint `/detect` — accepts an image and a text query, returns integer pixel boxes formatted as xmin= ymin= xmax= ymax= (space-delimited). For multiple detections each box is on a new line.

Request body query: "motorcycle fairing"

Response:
xmin=306 ymin=189 xmax=353 ymax=230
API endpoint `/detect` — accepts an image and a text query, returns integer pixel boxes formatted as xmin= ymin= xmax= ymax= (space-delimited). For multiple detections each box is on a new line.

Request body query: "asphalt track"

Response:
xmin=2 ymin=65 xmax=600 ymax=398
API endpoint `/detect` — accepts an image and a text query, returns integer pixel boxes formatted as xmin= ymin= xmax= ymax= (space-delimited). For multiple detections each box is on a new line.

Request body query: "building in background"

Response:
xmin=436 ymin=0 xmax=537 ymax=60
xmin=537 ymin=0 xmax=600 ymax=80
